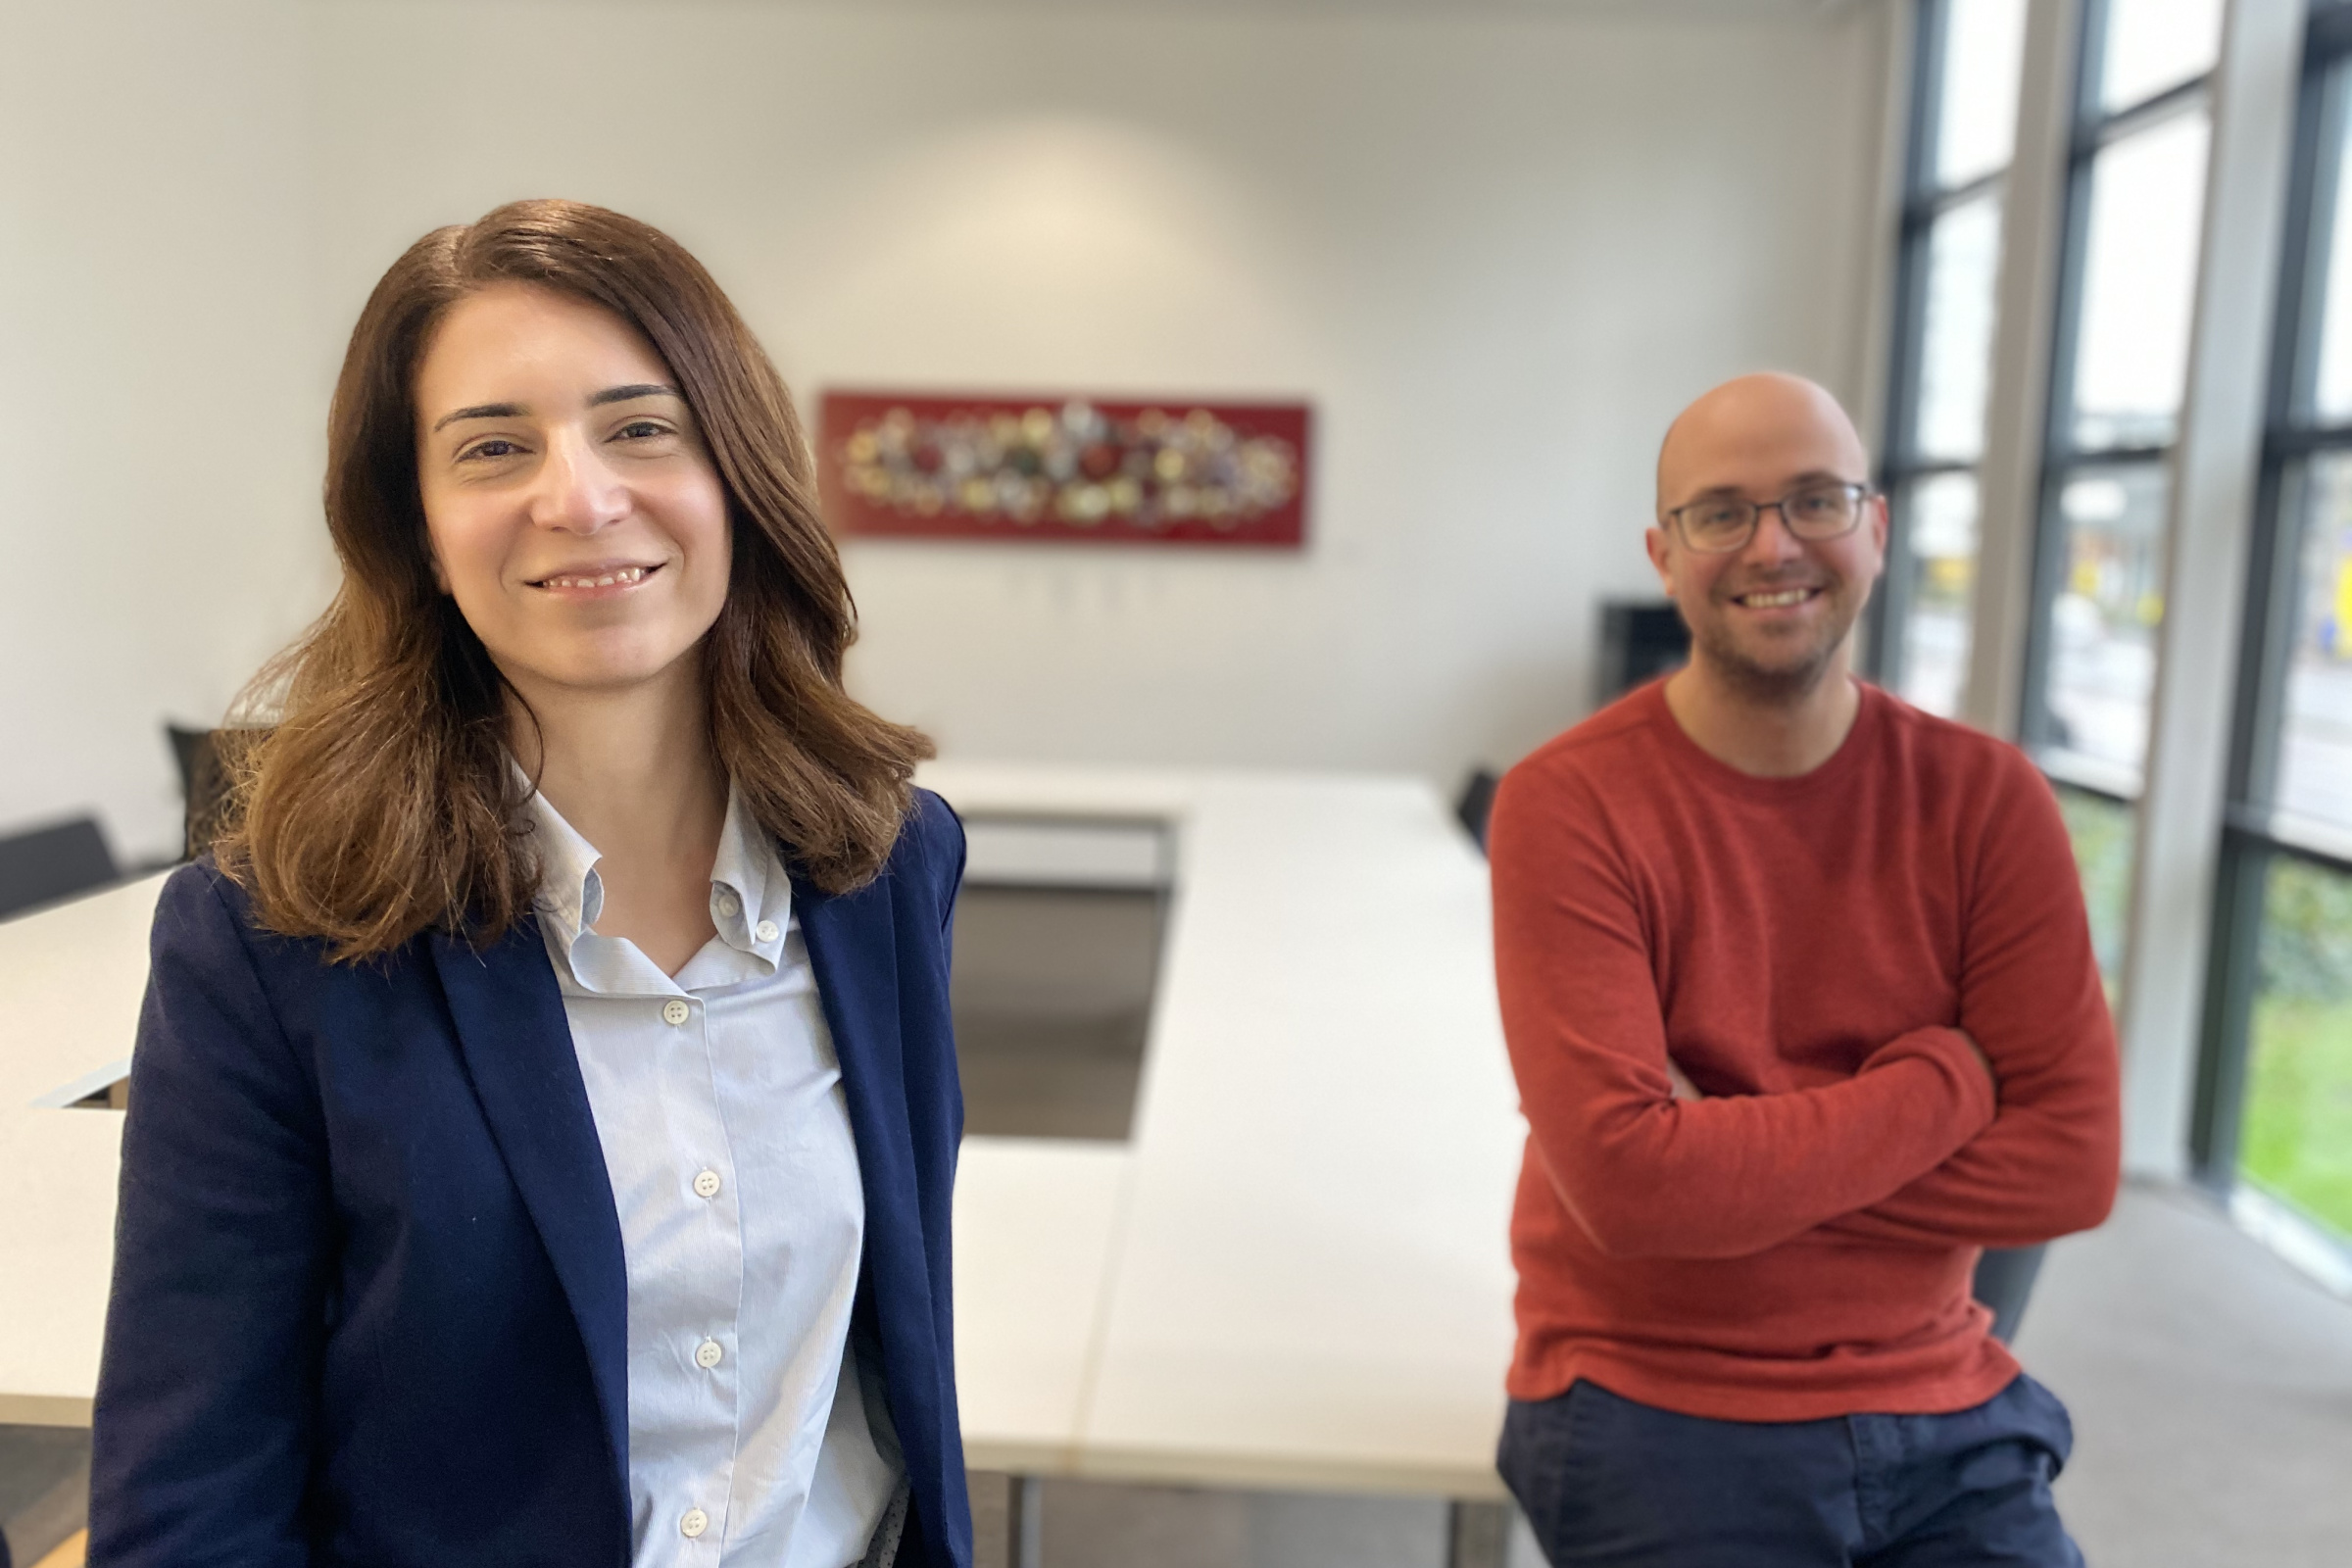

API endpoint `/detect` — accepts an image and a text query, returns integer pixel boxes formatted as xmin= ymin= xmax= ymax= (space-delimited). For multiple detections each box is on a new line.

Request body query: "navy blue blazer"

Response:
xmin=89 ymin=791 xmax=971 ymax=1568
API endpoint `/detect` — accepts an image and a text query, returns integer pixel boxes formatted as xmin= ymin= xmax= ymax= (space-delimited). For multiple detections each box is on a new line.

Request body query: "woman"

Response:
xmin=89 ymin=201 xmax=970 ymax=1568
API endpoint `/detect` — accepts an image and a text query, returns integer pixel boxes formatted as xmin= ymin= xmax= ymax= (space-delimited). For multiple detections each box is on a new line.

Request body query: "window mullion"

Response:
xmin=2115 ymin=0 xmax=2308 ymax=1179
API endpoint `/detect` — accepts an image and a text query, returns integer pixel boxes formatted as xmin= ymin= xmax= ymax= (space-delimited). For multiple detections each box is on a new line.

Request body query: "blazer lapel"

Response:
xmin=794 ymin=868 xmax=941 ymax=1375
xmin=429 ymin=921 xmax=631 ymax=1494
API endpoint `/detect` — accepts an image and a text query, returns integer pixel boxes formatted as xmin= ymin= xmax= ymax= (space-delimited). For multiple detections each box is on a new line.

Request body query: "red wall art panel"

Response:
xmin=818 ymin=391 xmax=1310 ymax=548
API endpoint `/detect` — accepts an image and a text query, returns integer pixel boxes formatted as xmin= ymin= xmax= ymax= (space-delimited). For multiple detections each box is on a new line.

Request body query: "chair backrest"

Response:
xmin=1456 ymin=769 xmax=1501 ymax=855
xmin=166 ymin=722 xmax=213 ymax=798
xmin=1597 ymin=600 xmax=1690 ymax=708
xmin=0 ymin=816 xmax=120 ymax=921
xmin=166 ymin=723 xmax=234 ymax=861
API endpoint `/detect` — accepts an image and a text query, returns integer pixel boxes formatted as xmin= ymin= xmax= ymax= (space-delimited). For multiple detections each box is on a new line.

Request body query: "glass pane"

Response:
xmin=1936 ymin=0 xmax=2031 ymax=187
xmin=2240 ymin=853 xmax=2352 ymax=1243
xmin=1913 ymin=194 xmax=2004 ymax=463
xmin=2310 ymin=69 xmax=2352 ymax=421
xmin=2070 ymin=113 xmax=2211 ymax=452
xmin=2277 ymin=456 xmax=2352 ymax=832
xmin=2097 ymin=0 xmax=2226 ymax=114
xmin=2040 ymin=463 xmax=2169 ymax=776
xmin=2054 ymin=784 xmax=2136 ymax=996
xmin=1893 ymin=471 xmax=1981 ymax=717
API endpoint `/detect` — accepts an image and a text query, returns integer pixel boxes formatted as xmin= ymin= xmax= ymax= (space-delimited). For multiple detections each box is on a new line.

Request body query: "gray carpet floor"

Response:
xmin=973 ymin=1181 xmax=2352 ymax=1568
xmin=2019 ymin=1180 xmax=2352 ymax=1566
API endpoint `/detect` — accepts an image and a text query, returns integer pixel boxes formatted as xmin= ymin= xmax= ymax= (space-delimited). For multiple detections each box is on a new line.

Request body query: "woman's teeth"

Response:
xmin=540 ymin=566 xmax=648 ymax=589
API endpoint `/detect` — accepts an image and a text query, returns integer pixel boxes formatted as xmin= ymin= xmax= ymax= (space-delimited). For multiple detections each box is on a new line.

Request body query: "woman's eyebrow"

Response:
xmin=431 ymin=402 xmax=524 ymax=433
xmin=588 ymin=382 xmax=681 ymax=408
xmin=429 ymin=384 xmax=680 ymax=434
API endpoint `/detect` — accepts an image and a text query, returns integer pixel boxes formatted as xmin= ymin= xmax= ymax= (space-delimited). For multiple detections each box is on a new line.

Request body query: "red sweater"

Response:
xmin=1489 ymin=680 xmax=2120 ymax=1421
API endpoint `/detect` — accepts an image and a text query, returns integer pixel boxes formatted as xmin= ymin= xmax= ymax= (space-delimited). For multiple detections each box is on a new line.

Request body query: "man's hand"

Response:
xmin=1666 ymin=1057 xmax=1703 ymax=1102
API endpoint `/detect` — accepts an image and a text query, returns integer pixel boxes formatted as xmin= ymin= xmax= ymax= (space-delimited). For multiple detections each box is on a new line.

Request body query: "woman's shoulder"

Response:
xmin=149 ymin=856 xmax=425 ymax=987
xmin=150 ymin=856 xmax=264 ymax=956
xmin=907 ymin=786 xmax=963 ymax=850
xmin=901 ymin=787 xmax=967 ymax=906
xmin=891 ymin=787 xmax=961 ymax=867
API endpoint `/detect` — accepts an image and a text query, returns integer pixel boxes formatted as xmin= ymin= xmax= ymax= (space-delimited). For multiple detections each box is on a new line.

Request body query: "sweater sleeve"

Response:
xmin=1491 ymin=759 xmax=1998 ymax=1261
xmin=1820 ymin=757 xmax=2122 ymax=1250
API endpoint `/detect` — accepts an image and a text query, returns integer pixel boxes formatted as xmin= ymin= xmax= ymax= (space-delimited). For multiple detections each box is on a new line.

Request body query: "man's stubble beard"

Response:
xmin=1683 ymin=593 xmax=1859 ymax=709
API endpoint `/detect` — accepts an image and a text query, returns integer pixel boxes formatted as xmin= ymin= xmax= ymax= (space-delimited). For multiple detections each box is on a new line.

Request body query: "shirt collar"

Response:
xmin=520 ymin=769 xmax=795 ymax=990
xmin=708 ymin=784 xmax=793 ymax=963
xmin=523 ymin=774 xmax=606 ymax=949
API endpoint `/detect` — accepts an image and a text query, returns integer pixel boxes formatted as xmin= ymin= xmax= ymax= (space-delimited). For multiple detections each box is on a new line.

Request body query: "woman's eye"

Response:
xmin=459 ymin=438 xmax=521 ymax=463
xmin=615 ymin=419 xmax=671 ymax=441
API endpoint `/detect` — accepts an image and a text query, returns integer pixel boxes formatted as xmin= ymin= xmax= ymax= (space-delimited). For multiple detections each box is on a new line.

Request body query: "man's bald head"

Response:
xmin=1655 ymin=373 xmax=1870 ymax=516
xmin=1643 ymin=372 xmax=1886 ymax=710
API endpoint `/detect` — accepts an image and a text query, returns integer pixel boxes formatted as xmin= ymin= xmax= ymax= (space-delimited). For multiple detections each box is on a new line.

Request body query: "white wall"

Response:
xmin=1 ymin=0 xmax=1888 ymax=860
xmin=0 ymin=0 xmax=329 ymax=865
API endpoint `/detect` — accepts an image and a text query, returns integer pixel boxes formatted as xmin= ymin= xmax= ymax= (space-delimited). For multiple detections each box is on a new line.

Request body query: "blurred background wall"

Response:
xmin=0 ymin=0 xmax=326 ymax=867
xmin=0 ymin=0 xmax=1892 ymax=864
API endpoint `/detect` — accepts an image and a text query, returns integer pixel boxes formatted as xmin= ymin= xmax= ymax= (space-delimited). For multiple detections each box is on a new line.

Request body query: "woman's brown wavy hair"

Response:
xmin=217 ymin=199 xmax=930 ymax=960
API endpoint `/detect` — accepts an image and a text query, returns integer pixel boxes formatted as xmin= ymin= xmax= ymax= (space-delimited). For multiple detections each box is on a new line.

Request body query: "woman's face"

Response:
xmin=414 ymin=282 xmax=730 ymax=703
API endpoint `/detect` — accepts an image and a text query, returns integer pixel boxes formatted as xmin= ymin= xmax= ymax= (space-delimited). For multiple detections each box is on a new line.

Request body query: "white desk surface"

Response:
xmin=925 ymin=762 xmax=1521 ymax=1499
xmin=0 ymin=870 xmax=170 ymax=1426
xmin=1 ymin=765 xmax=1523 ymax=1501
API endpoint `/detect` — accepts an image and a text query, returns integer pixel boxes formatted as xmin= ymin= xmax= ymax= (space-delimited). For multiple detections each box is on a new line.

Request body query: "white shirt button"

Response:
xmin=715 ymin=889 xmax=742 ymax=918
xmin=680 ymin=1506 xmax=710 ymax=1539
xmin=662 ymin=998 xmax=691 ymax=1027
xmin=693 ymin=1169 xmax=722 ymax=1200
xmin=695 ymin=1338 xmax=724 ymax=1369
xmin=755 ymin=919 xmax=780 ymax=944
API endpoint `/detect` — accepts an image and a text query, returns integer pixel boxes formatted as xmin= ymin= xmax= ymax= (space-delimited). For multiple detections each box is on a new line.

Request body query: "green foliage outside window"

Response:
xmin=2241 ymin=855 xmax=2352 ymax=1243
xmin=2054 ymin=785 xmax=2135 ymax=995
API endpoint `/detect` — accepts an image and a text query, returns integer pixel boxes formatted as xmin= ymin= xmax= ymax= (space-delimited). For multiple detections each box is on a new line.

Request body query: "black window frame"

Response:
xmin=2019 ymin=0 xmax=2222 ymax=794
xmin=1870 ymin=0 xmax=2023 ymax=703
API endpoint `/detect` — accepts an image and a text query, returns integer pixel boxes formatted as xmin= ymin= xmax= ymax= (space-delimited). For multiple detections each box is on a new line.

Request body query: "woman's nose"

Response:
xmin=529 ymin=430 xmax=627 ymax=534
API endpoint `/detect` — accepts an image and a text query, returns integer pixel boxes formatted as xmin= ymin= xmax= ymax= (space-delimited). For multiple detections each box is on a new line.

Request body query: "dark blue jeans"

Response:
xmin=1497 ymin=1374 xmax=2083 ymax=1567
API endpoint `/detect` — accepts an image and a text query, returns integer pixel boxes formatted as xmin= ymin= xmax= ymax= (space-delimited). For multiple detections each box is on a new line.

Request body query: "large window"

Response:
xmin=2024 ymin=0 xmax=2229 ymax=791
xmin=1876 ymin=0 xmax=2032 ymax=716
xmin=2196 ymin=3 xmax=2352 ymax=1251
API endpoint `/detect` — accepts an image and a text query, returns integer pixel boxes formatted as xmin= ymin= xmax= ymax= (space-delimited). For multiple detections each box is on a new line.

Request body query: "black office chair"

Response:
xmin=1596 ymin=600 xmax=1690 ymax=710
xmin=1456 ymin=768 xmax=1501 ymax=854
xmin=166 ymin=722 xmax=237 ymax=861
xmin=0 ymin=816 xmax=120 ymax=921
xmin=1973 ymin=1245 xmax=2047 ymax=1344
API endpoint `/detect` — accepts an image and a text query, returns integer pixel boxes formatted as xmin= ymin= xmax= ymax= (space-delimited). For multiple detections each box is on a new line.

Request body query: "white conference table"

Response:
xmin=0 ymin=764 xmax=1524 ymax=1532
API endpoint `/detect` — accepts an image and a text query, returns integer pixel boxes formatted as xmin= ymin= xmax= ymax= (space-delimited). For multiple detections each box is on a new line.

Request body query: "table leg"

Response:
xmin=1009 ymin=1475 xmax=1045 ymax=1568
xmin=1446 ymin=1499 xmax=1510 ymax=1568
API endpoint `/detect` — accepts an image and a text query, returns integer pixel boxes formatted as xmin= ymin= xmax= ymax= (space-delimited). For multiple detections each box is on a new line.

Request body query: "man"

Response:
xmin=1488 ymin=373 xmax=2120 ymax=1565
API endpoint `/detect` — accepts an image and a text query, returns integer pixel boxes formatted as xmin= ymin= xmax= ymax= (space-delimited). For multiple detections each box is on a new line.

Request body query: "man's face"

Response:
xmin=1646 ymin=381 xmax=1887 ymax=704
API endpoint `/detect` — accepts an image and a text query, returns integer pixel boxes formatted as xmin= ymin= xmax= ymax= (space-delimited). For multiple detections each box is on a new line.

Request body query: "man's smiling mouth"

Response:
xmin=1732 ymin=586 xmax=1822 ymax=609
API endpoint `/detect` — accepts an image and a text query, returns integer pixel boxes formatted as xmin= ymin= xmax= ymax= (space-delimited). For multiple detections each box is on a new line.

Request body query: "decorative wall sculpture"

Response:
xmin=818 ymin=391 xmax=1310 ymax=548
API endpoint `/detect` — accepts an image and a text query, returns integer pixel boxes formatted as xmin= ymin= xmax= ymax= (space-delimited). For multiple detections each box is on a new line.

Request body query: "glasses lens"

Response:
xmin=1680 ymin=501 xmax=1755 ymax=552
xmin=1785 ymin=484 xmax=1863 ymax=538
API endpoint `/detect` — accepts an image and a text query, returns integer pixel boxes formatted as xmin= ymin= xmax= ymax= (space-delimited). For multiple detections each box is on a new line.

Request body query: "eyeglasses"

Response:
xmin=1665 ymin=481 xmax=1875 ymax=554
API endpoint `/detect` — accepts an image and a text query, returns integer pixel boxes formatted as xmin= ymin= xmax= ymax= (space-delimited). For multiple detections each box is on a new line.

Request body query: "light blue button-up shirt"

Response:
xmin=526 ymin=781 xmax=902 ymax=1567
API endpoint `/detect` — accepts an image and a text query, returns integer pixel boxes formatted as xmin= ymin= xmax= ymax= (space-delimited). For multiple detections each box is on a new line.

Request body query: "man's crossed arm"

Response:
xmin=1490 ymin=758 xmax=2120 ymax=1262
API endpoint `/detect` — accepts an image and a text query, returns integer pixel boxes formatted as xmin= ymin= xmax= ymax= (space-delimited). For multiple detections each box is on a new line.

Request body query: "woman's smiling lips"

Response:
xmin=526 ymin=561 xmax=664 ymax=599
